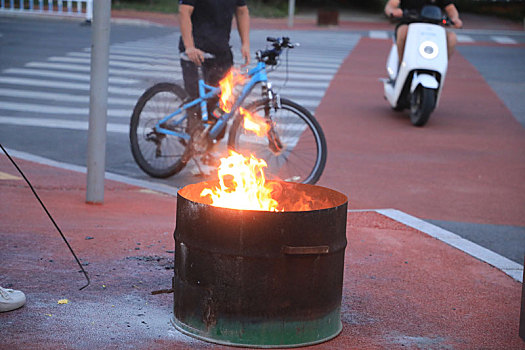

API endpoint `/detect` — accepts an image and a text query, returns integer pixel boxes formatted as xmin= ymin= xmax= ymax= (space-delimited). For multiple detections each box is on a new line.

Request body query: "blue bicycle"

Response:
xmin=129 ymin=37 xmax=327 ymax=184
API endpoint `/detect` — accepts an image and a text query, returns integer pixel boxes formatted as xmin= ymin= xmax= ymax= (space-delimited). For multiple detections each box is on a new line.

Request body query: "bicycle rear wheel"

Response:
xmin=130 ymin=82 xmax=189 ymax=178
xmin=227 ymin=98 xmax=327 ymax=184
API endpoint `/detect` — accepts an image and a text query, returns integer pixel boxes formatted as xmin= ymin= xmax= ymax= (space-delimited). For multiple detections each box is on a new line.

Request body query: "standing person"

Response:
xmin=384 ymin=0 xmax=463 ymax=61
xmin=178 ymin=0 xmax=250 ymax=139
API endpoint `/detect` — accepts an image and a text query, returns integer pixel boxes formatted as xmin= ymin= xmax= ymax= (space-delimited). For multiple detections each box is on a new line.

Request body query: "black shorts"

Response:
xmin=180 ymin=50 xmax=234 ymax=100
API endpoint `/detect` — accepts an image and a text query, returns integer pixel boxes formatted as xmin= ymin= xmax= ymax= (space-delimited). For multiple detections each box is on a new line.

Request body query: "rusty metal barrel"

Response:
xmin=172 ymin=181 xmax=348 ymax=348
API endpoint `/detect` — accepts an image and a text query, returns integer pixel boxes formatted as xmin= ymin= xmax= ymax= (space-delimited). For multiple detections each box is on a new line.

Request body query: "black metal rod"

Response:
xmin=519 ymin=256 xmax=525 ymax=340
xmin=0 ymin=144 xmax=90 ymax=290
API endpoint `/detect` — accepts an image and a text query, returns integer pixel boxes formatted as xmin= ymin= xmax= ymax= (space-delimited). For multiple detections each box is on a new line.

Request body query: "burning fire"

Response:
xmin=240 ymin=107 xmax=271 ymax=137
xmin=199 ymin=69 xmax=323 ymax=212
xmin=200 ymin=150 xmax=280 ymax=211
xmin=218 ymin=68 xmax=245 ymax=113
xmin=218 ymin=69 xmax=269 ymax=137
xmin=199 ymin=151 xmax=325 ymax=212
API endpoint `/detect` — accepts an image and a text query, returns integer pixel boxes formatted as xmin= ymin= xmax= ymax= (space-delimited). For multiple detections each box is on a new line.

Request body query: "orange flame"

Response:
xmin=200 ymin=151 xmax=280 ymax=211
xmin=219 ymin=68 xmax=246 ymax=113
xmin=218 ymin=69 xmax=269 ymax=136
xmin=200 ymin=70 xmax=327 ymax=212
xmin=239 ymin=107 xmax=271 ymax=137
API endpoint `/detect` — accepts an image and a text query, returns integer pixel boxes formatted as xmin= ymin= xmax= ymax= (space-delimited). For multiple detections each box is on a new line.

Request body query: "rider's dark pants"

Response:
xmin=180 ymin=50 xmax=233 ymax=135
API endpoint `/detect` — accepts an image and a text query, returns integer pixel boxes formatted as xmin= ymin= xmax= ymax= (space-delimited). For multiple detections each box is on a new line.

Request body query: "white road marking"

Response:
xmin=374 ymin=209 xmax=523 ymax=283
xmin=3 ymin=68 xmax=139 ymax=84
xmin=0 ymin=77 xmax=143 ymax=96
xmin=0 ymin=88 xmax=135 ymax=105
xmin=0 ymin=101 xmax=132 ymax=118
xmin=0 ymin=116 xmax=128 ymax=133
xmin=491 ymin=36 xmax=517 ymax=44
xmin=369 ymin=31 xmax=390 ymax=40
xmin=456 ymin=34 xmax=475 ymax=43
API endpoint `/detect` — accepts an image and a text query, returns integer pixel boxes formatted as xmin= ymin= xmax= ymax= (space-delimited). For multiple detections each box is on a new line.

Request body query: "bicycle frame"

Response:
xmin=154 ymin=60 xmax=269 ymax=141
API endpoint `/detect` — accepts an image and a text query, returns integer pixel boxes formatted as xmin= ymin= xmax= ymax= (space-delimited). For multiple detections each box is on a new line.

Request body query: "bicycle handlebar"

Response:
xmin=256 ymin=36 xmax=296 ymax=66
xmin=266 ymin=36 xmax=295 ymax=49
xmin=180 ymin=52 xmax=216 ymax=61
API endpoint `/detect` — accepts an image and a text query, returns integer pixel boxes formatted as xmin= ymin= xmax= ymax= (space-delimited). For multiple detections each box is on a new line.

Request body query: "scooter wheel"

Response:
xmin=410 ymin=86 xmax=436 ymax=127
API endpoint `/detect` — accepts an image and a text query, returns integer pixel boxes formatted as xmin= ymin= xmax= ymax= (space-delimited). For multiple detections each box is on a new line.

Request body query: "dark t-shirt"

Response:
xmin=400 ymin=0 xmax=453 ymax=11
xmin=178 ymin=0 xmax=247 ymax=54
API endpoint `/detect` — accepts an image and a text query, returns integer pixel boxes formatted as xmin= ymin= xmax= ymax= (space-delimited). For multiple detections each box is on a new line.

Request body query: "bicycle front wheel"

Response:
xmin=228 ymin=98 xmax=327 ymax=184
xmin=130 ymin=82 xmax=189 ymax=178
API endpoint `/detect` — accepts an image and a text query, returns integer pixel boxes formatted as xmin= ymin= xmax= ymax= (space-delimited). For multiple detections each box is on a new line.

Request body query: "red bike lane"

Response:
xmin=316 ymin=37 xmax=525 ymax=228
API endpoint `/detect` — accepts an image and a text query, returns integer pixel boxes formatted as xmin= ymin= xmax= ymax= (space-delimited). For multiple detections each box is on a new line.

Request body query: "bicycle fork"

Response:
xmin=261 ymin=82 xmax=284 ymax=155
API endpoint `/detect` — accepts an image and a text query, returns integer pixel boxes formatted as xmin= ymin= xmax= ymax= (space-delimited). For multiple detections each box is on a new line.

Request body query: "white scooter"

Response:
xmin=383 ymin=5 xmax=451 ymax=126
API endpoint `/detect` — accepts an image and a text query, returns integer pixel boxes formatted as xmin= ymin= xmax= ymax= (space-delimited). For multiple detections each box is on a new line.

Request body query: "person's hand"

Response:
xmin=185 ymin=47 xmax=204 ymax=66
xmin=390 ymin=8 xmax=403 ymax=18
xmin=452 ymin=17 xmax=463 ymax=29
xmin=241 ymin=44 xmax=250 ymax=67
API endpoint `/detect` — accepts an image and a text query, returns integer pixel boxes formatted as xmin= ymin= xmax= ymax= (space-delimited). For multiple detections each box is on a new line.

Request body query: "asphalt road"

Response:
xmin=0 ymin=15 xmax=524 ymax=265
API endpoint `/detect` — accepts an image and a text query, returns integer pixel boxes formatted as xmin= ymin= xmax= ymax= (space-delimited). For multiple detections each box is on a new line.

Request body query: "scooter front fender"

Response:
xmin=410 ymin=73 xmax=439 ymax=93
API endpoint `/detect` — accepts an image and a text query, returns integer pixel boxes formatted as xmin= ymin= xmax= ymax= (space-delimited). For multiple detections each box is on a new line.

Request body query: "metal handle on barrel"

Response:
xmin=282 ymin=245 xmax=330 ymax=255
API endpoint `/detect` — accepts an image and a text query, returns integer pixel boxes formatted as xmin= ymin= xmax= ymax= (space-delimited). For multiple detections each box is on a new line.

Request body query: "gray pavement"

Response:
xmin=458 ymin=45 xmax=525 ymax=127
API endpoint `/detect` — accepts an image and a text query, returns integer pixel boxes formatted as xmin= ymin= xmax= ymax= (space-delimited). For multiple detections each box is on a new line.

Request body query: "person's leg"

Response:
xmin=0 ymin=286 xmax=26 ymax=312
xmin=396 ymin=24 xmax=408 ymax=63
xmin=203 ymin=50 xmax=234 ymax=114
xmin=203 ymin=51 xmax=234 ymax=142
xmin=180 ymin=58 xmax=201 ymax=135
xmin=188 ymin=50 xmax=235 ymax=170
xmin=446 ymin=30 xmax=457 ymax=59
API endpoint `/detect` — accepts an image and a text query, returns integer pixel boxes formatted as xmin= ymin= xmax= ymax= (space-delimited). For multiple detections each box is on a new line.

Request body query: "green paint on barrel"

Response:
xmin=172 ymin=308 xmax=342 ymax=348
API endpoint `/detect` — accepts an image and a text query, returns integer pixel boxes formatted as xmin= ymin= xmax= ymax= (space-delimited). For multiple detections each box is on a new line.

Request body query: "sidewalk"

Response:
xmin=1 ymin=152 xmax=523 ymax=349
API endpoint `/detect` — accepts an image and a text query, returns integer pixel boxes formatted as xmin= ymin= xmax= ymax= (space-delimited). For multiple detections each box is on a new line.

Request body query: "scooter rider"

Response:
xmin=384 ymin=0 xmax=463 ymax=61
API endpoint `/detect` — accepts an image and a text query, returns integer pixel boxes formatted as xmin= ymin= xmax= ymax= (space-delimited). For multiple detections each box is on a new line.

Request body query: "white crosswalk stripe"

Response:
xmin=456 ymin=34 xmax=475 ymax=43
xmin=0 ymin=101 xmax=132 ymax=118
xmin=0 ymin=88 xmax=136 ymax=105
xmin=491 ymin=36 xmax=517 ymax=45
xmin=3 ymin=68 xmax=139 ymax=84
xmin=0 ymin=116 xmax=128 ymax=133
xmin=0 ymin=76 xmax=144 ymax=95
xmin=369 ymin=31 xmax=390 ymax=40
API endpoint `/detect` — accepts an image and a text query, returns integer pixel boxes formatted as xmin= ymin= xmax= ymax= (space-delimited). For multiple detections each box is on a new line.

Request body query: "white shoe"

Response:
xmin=0 ymin=286 xmax=26 ymax=312
xmin=190 ymin=163 xmax=216 ymax=177
xmin=189 ymin=154 xmax=220 ymax=177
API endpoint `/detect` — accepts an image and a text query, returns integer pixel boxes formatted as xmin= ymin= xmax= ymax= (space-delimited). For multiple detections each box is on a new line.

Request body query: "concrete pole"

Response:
xmin=86 ymin=0 xmax=93 ymax=22
xmin=288 ymin=0 xmax=295 ymax=28
xmin=86 ymin=0 xmax=111 ymax=204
